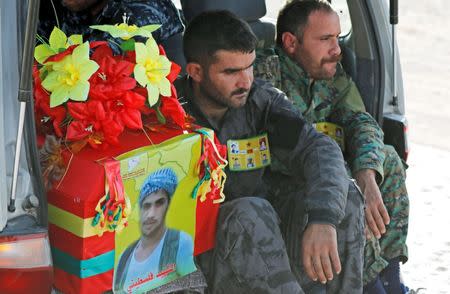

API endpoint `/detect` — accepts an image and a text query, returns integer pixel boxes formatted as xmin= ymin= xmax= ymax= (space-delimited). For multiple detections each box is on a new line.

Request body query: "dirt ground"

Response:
xmin=398 ymin=0 xmax=450 ymax=293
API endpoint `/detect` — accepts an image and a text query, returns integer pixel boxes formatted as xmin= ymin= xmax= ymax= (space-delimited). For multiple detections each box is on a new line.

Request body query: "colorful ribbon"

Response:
xmin=192 ymin=130 xmax=228 ymax=204
xmin=92 ymin=159 xmax=131 ymax=236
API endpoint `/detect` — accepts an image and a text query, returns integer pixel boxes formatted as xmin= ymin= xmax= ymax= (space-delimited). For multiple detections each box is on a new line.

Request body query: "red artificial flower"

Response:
xmin=66 ymin=100 xmax=106 ymax=141
xmin=104 ymin=91 xmax=146 ymax=130
xmin=133 ymin=86 xmax=153 ymax=115
xmin=33 ymin=64 xmax=66 ymax=137
xmin=89 ymin=45 xmax=136 ymax=101
xmin=160 ymin=96 xmax=186 ymax=128
xmin=66 ymin=100 xmax=124 ymax=147
xmin=68 ymin=100 xmax=106 ymax=123
xmin=101 ymin=118 xmax=124 ymax=146
xmin=167 ymin=62 xmax=181 ymax=83
xmin=123 ymin=50 xmax=136 ymax=63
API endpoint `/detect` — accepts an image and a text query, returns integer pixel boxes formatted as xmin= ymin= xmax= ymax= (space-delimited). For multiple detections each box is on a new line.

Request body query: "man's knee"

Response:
xmin=216 ymin=197 xmax=287 ymax=263
xmin=202 ymin=197 xmax=301 ymax=293
xmin=218 ymin=197 xmax=281 ymax=233
xmin=382 ymin=145 xmax=407 ymax=182
xmin=380 ymin=145 xmax=409 ymax=210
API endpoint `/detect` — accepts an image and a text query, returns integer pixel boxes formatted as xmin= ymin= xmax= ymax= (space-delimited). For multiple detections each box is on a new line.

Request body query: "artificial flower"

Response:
xmin=134 ymin=38 xmax=172 ymax=106
xmin=33 ymin=64 xmax=66 ymax=136
xmin=34 ymin=27 xmax=82 ymax=64
xmin=160 ymin=97 xmax=186 ymax=128
xmin=89 ymin=46 xmax=136 ymax=101
xmin=90 ymin=23 xmax=160 ymax=40
xmin=33 ymin=23 xmax=188 ymax=151
xmin=41 ymin=42 xmax=99 ymax=107
xmin=104 ymin=91 xmax=146 ymax=130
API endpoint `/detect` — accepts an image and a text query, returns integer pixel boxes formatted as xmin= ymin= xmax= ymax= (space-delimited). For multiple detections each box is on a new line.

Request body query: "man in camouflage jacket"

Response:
xmin=255 ymin=1 xmax=409 ymax=292
xmin=177 ymin=10 xmax=365 ymax=294
xmin=38 ymin=0 xmax=184 ymax=44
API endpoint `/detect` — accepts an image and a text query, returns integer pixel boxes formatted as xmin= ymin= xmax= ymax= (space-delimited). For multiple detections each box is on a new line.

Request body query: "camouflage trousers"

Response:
xmin=355 ymin=145 xmax=409 ymax=285
xmin=196 ymin=179 xmax=365 ymax=294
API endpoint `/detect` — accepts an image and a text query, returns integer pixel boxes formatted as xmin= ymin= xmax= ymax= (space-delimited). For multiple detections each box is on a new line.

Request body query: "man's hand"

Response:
xmin=355 ymin=169 xmax=390 ymax=239
xmin=302 ymin=223 xmax=341 ymax=284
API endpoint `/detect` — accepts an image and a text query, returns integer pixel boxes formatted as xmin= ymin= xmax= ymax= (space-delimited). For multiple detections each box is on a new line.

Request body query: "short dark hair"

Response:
xmin=276 ymin=0 xmax=334 ymax=46
xmin=183 ymin=10 xmax=258 ymax=66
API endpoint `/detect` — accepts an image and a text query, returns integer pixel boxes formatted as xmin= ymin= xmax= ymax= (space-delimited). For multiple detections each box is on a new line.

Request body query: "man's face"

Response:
xmin=139 ymin=190 xmax=169 ymax=238
xmin=199 ymin=50 xmax=255 ymax=109
xmin=61 ymin=0 xmax=102 ymax=12
xmin=292 ymin=10 xmax=342 ymax=80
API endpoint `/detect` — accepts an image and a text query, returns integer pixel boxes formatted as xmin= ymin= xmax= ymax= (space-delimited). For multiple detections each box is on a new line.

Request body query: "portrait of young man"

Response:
xmin=113 ymin=168 xmax=196 ymax=294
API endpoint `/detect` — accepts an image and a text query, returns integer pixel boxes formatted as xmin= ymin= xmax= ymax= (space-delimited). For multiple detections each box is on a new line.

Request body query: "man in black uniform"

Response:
xmin=176 ymin=10 xmax=365 ymax=294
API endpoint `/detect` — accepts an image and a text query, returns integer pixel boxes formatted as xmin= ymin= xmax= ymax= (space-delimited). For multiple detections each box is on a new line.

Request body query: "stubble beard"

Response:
xmin=316 ymin=54 xmax=342 ymax=80
xmin=199 ymin=75 xmax=249 ymax=109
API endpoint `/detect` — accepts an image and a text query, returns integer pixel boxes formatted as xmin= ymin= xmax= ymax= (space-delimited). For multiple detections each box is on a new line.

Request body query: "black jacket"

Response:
xmin=176 ymin=77 xmax=349 ymax=226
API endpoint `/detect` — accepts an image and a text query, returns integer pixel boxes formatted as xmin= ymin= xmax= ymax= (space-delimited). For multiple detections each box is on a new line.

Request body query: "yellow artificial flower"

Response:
xmin=34 ymin=27 xmax=82 ymax=64
xmin=90 ymin=23 xmax=160 ymax=40
xmin=134 ymin=38 xmax=172 ymax=106
xmin=41 ymin=42 xmax=99 ymax=107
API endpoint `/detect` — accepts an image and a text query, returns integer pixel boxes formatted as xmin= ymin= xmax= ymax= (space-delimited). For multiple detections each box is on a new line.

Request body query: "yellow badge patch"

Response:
xmin=314 ymin=122 xmax=345 ymax=151
xmin=227 ymin=134 xmax=271 ymax=171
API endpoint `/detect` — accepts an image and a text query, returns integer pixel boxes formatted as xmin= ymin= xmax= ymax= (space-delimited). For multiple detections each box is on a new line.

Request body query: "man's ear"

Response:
xmin=186 ymin=62 xmax=203 ymax=82
xmin=281 ymin=32 xmax=298 ymax=55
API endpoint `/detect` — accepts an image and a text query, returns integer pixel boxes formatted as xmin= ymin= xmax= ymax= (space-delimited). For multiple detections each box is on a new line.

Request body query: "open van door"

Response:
xmin=0 ymin=0 xmax=53 ymax=293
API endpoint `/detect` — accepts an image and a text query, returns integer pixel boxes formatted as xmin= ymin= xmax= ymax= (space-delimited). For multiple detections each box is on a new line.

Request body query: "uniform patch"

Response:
xmin=314 ymin=122 xmax=345 ymax=151
xmin=227 ymin=134 xmax=271 ymax=171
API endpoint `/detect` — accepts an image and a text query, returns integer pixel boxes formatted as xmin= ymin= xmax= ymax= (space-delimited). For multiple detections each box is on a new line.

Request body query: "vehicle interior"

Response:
xmin=171 ymin=0 xmax=408 ymax=160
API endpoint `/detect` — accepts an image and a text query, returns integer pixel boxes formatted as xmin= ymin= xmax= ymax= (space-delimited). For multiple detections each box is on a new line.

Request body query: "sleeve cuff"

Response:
xmin=308 ymin=209 xmax=339 ymax=227
xmin=352 ymin=162 xmax=384 ymax=184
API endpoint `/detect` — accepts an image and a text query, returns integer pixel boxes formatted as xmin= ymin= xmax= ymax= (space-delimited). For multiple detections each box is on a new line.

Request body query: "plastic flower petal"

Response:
xmin=105 ymin=91 xmax=146 ymax=130
xmin=134 ymin=38 xmax=172 ymax=106
xmin=41 ymin=42 xmax=99 ymax=107
xmin=33 ymin=65 xmax=67 ymax=137
xmin=35 ymin=27 xmax=82 ymax=64
xmin=90 ymin=23 xmax=160 ymax=40
xmin=89 ymin=47 xmax=136 ymax=101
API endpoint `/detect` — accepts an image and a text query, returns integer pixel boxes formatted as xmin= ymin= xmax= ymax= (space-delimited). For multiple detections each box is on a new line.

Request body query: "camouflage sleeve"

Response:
xmin=259 ymin=83 xmax=348 ymax=226
xmin=330 ymin=65 xmax=385 ymax=183
xmin=254 ymin=48 xmax=282 ymax=89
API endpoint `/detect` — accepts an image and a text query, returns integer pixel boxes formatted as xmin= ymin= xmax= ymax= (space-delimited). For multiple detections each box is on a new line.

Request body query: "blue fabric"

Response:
xmin=52 ymin=248 xmax=115 ymax=278
xmin=363 ymin=276 xmax=387 ymax=294
xmin=380 ymin=258 xmax=403 ymax=294
xmin=38 ymin=0 xmax=184 ymax=44
xmin=139 ymin=168 xmax=178 ymax=207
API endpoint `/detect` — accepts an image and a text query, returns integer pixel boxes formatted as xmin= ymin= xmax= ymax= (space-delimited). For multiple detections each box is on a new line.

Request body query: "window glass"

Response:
xmin=172 ymin=0 xmax=181 ymax=9
xmin=172 ymin=0 xmax=352 ymax=36
xmin=265 ymin=0 xmax=352 ymax=36
xmin=331 ymin=0 xmax=352 ymax=36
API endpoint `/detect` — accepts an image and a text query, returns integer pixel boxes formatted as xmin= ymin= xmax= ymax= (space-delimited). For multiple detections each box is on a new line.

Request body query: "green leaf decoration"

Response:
xmin=120 ymin=39 xmax=135 ymax=51
xmin=155 ymin=105 xmax=167 ymax=124
xmin=49 ymin=27 xmax=67 ymax=50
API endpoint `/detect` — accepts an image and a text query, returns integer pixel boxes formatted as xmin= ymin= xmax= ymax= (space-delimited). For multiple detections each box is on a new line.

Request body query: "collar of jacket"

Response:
xmin=176 ymin=76 xmax=217 ymax=131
